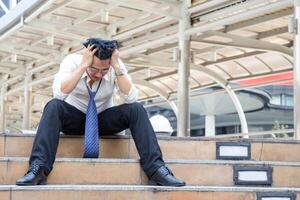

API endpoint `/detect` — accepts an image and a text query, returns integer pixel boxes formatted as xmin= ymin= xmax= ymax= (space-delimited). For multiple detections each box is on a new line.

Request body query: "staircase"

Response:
xmin=1 ymin=133 xmax=300 ymax=199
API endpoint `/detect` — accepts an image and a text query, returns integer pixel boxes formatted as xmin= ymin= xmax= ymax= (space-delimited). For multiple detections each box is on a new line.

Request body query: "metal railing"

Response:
xmin=206 ymin=129 xmax=294 ymax=139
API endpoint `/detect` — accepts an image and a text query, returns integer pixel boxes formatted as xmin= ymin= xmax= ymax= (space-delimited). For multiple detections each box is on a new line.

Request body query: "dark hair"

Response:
xmin=82 ymin=38 xmax=119 ymax=60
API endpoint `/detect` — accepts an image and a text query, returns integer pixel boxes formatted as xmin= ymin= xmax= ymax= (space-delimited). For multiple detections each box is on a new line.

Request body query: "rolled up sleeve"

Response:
xmin=52 ymin=55 xmax=76 ymax=100
xmin=117 ymin=82 xmax=139 ymax=103
xmin=52 ymin=73 xmax=69 ymax=100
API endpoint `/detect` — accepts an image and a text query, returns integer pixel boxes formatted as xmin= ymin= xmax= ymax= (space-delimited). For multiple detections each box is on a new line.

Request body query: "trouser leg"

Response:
xmin=29 ymin=99 xmax=85 ymax=174
xmin=98 ymin=102 xmax=165 ymax=177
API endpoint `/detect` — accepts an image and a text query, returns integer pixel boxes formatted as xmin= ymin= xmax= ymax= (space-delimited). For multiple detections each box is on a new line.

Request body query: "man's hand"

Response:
xmin=80 ymin=44 xmax=98 ymax=69
xmin=110 ymin=49 xmax=132 ymax=95
xmin=110 ymin=49 xmax=120 ymax=69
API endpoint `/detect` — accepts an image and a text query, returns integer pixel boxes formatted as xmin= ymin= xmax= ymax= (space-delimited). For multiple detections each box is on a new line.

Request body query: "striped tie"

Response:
xmin=83 ymin=88 xmax=99 ymax=158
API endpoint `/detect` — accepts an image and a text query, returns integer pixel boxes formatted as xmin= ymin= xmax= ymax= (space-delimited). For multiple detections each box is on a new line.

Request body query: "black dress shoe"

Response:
xmin=148 ymin=166 xmax=186 ymax=187
xmin=16 ymin=164 xmax=47 ymax=186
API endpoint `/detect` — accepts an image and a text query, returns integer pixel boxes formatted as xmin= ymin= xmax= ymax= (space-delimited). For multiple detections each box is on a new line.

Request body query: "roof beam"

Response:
xmin=113 ymin=17 xmax=174 ymax=40
xmin=0 ymin=68 xmax=24 ymax=75
xmin=12 ymin=1 xmax=113 ymax=61
xmin=24 ymin=20 xmax=86 ymax=41
xmin=201 ymin=51 xmax=265 ymax=66
xmin=121 ymin=0 xmax=292 ymax=57
xmin=0 ymin=44 xmax=58 ymax=62
xmin=189 ymin=0 xmax=232 ymax=14
xmin=133 ymin=53 xmax=177 ymax=67
xmin=0 ymin=0 xmax=9 ymax=13
xmin=127 ymin=51 xmax=272 ymax=83
xmin=5 ymin=75 xmax=54 ymax=97
xmin=0 ymin=46 xmax=53 ymax=61
xmin=195 ymin=0 xmax=272 ymax=23
xmin=120 ymin=34 xmax=177 ymax=57
xmin=225 ymin=8 xmax=292 ymax=32
xmin=107 ymin=1 xmax=178 ymax=34
xmin=0 ymin=61 xmax=24 ymax=68
xmin=107 ymin=12 xmax=151 ymax=34
xmin=0 ymin=41 xmax=61 ymax=56
xmin=154 ymin=0 xmax=181 ymax=7
xmin=110 ymin=0 xmax=181 ymax=19
xmin=120 ymin=25 xmax=178 ymax=53
xmin=256 ymin=26 xmax=289 ymax=39
xmin=191 ymin=30 xmax=293 ymax=58
xmin=32 ymin=18 xmax=107 ymax=35
xmin=2 ymin=61 xmax=56 ymax=96
xmin=125 ymin=24 xmax=290 ymax=56
xmin=0 ymin=0 xmax=36 ymax=34
xmin=40 ymin=0 xmax=74 ymax=16
xmin=145 ymin=43 xmax=177 ymax=55
xmin=187 ymin=0 xmax=291 ymax=36
xmin=72 ymin=3 xmax=117 ymax=25
xmin=133 ymin=78 xmax=170 ymax=100
xmin=0 ymin=0 xmax=54 ymax=36
xmin=6 ymin=9 xmax=109 ymax=63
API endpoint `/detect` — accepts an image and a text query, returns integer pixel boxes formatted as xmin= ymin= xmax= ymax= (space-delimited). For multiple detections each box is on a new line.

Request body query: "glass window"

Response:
xmin=143 ymin=74 xmax=293 ymax=138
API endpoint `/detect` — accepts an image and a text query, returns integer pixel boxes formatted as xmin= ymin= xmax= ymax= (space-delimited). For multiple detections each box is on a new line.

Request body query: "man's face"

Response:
xmin=87 ymin=56 xmax=110 ymax=81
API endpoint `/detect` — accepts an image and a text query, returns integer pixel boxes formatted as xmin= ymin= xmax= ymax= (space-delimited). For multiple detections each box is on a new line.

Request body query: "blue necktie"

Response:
xmin=83 ymin=87 xmax=99 ymax=158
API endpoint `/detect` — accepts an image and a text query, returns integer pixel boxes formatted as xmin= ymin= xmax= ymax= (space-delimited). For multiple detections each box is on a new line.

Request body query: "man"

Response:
xmin=16 ymin=38 xmax=185 ymax=187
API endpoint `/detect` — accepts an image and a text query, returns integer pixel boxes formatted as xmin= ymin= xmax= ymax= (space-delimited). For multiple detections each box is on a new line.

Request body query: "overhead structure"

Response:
xmin=0 ymin=0 xmax=294 ymax=135
xmin=294 ymin=0 xmax=300 ymax=139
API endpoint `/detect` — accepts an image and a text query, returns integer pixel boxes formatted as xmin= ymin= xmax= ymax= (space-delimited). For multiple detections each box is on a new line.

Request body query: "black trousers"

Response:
xmin=29 ymin=99 xmax=165 ymax=177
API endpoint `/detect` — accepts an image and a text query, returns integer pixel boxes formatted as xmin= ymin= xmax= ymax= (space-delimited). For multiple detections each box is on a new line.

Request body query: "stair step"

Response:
xmin=0 ymin=185 xmax=299 ymax=200
xmin=2 ymin=157 xmax=300 ymax=187
xmin=2 ymin=133 xmax=300 ymax=161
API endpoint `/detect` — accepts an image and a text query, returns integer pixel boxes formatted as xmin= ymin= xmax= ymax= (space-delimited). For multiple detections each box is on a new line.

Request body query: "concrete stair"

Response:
xmin=2 ymin=133 xmax=300 ymax=161
xmin=1 ymin=185 xmax=300 ymax=200
xmin=1 ymin=158 xmax=300 ymax=186
xmin=1 ymin=133 xmax=300 ymax=199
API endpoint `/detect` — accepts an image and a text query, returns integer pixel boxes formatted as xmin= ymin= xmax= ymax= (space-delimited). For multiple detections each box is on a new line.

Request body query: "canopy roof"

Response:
xmin=0 ymin=0 xmax=293 ymax=130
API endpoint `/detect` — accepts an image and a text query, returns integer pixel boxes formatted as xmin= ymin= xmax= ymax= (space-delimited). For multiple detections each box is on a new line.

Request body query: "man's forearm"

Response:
xmin=116 ymin=74 xmax=132 ymax=95
xmin=61 ymin=66 xmax=86 ymax=94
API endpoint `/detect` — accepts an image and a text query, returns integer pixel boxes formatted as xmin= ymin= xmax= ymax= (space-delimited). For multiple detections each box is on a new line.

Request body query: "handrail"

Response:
xmin=206 ymin=129 xmax=294 ymax=139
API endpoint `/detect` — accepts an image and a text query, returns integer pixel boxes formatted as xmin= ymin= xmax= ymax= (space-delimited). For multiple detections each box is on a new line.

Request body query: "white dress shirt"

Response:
xmin=52 ymin=54 xmax=138 ymax=114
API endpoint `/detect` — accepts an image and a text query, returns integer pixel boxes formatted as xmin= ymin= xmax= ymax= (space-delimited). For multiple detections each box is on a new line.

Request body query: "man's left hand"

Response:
xmin=110 ymin=49 xmax=120 ymax=69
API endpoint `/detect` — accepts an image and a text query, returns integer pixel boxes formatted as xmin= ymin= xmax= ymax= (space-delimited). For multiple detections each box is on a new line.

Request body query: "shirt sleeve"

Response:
xmin=52 ymin=54 xmax=78 ymax=100
xmin=114 ymin=59 xmax=139 ymax=104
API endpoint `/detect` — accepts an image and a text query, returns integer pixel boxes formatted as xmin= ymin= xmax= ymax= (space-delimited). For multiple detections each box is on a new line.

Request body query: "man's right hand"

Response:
xmin=59 ymin=44 xmax=98 ymax=94
xmin=80 ymin=44 xmax=98 ymax=69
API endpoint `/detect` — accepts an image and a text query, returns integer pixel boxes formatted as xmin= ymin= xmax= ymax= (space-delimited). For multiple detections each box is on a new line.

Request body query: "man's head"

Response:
xmin=82 ymin=38 xmax=119 ymax=81
xmin=82 ymin=38 xmax=119 ymax=60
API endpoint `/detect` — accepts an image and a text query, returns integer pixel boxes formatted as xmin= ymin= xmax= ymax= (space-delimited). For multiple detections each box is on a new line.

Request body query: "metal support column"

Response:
xmin=0 ymin=83 xmax=7 ymax=132
xmin=294 ymin=0 xmax=300 ymax=139
xmin=177 ymin=1 xmax=191 ymax=137
xmin=22 ymin=67 xmax=32 ymax=130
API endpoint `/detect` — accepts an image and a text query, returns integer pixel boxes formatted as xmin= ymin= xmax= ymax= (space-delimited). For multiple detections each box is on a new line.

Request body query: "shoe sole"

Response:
xmin=148 ymin=180 xmax=186 ymax=187
xmin=16 ymin=180 xmax=47 ymax=186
